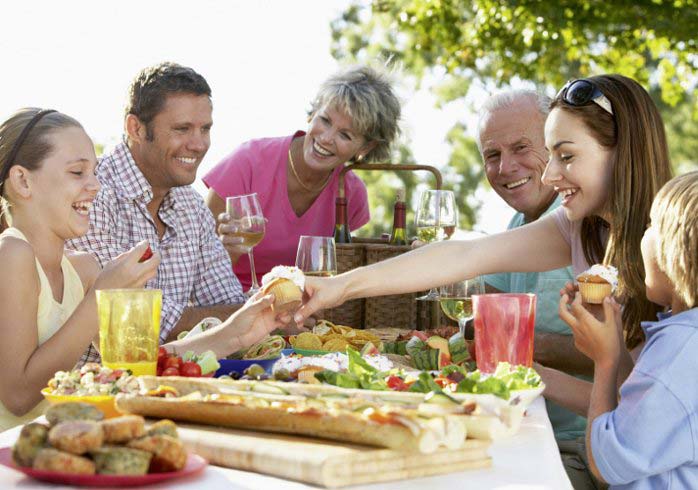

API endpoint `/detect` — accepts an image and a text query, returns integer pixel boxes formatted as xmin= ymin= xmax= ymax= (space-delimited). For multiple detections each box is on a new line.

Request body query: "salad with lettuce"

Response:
xmin=313 ymin=347 xmax=541 ymax=400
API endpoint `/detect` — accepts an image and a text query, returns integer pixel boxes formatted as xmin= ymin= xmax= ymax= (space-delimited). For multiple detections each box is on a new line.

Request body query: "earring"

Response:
xmin=356 ymin=154 xmax=364 ymax=162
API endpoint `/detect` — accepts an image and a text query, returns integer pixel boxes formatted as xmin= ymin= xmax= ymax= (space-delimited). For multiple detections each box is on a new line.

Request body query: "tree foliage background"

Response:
xmin=343 ymin=0 xmax=698 ymax=238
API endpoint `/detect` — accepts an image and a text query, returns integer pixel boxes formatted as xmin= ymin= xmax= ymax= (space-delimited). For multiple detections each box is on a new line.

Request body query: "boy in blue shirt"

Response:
xmin=559 ymin=171 xmax=698 ymax=489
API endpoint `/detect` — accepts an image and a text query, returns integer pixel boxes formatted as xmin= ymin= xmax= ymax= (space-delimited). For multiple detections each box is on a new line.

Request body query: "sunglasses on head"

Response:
xmin=557 ymin=79 xmax=613 ymax=115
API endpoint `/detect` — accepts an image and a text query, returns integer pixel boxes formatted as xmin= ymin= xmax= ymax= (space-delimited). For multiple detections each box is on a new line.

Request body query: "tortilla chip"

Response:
xmin=322 ymin=339 xmax=350 ymax=352
xmin=293 ymin=332 xmax=323 ymax=350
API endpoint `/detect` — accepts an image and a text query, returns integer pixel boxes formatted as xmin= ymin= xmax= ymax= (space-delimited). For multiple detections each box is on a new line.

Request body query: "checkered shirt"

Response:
xmin=68 ymin=140 xmax=245 ymax=363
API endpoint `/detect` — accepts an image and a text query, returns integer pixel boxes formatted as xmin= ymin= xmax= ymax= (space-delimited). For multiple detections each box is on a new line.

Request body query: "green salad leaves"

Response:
xmin=312 ymin=348 xmax=541 ymax=400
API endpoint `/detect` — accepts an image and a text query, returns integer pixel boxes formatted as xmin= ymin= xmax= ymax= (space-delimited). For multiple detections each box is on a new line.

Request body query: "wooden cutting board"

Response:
xmin=176 ymin=422 xmax=491 ymax=488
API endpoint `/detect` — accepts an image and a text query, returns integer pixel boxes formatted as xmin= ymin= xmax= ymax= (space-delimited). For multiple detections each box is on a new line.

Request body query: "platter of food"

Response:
xmin=2 ymin=402 xmax=206 ymax=487
xmin=41 ymin=363 xmax=141 ymax=418
xmin=0 ymin=447 xmax=206 ymax=487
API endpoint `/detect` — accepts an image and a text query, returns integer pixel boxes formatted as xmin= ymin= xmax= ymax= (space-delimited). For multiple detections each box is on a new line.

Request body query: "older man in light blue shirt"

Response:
xmin=478 ymin=90 xmax=597 ymax=488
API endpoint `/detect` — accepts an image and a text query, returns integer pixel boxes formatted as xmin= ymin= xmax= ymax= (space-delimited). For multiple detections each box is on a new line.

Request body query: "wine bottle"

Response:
xmin=333 ymin=196 xmax=352 ymax=243
xmin=389 ymin=189 xmax=407 ymax=245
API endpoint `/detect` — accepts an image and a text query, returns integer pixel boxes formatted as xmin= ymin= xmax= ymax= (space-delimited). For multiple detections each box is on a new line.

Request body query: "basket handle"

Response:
xmin=337 ymin=163 xmax=442 ymax=198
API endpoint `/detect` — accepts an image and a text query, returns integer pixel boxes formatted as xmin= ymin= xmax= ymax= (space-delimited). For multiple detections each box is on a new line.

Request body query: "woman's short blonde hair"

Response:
xmin=308 ymin=65 xmax=401 ymax=163
xmin=651 ymin=171 xmax=698 ymax=309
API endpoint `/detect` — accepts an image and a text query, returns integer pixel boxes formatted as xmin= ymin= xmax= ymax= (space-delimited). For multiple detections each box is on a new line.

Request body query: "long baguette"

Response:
xmin=115 ymin=392 xmax=463 ymax=453
xmin=130 ymin=376 xmax=520 ymax=440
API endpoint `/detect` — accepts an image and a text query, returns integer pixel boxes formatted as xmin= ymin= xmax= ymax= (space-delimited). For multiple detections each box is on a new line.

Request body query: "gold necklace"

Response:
xmin=288 ymin=143 xmax=332 ymax=193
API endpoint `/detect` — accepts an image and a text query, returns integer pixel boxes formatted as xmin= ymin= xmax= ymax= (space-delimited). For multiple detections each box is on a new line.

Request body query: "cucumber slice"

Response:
xmin=424 ymin=391 xmax=459 ymax=406
xmin=251 ymin=382 xmax=290 ymax=395
xmin=319 ymin=393 xmax=350 ymax=400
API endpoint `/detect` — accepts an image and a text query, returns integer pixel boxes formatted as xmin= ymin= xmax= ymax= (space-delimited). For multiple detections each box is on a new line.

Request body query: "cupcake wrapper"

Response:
xmin=578 ymin=283 xmax=612 ymax=304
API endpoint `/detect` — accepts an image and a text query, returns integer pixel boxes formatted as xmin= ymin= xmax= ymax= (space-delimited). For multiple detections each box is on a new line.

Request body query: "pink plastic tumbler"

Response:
xmin=472 ymin=293 xmax=536 ymax=373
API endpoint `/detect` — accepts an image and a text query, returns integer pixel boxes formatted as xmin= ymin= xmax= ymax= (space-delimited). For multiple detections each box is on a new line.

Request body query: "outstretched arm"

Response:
xmin=296 ymin=214 xmax=571 ymax=322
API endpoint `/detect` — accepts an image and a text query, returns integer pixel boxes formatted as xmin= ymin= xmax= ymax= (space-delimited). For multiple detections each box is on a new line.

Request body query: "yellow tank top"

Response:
xmin=0 ymin=227 xmax=85 ymax=431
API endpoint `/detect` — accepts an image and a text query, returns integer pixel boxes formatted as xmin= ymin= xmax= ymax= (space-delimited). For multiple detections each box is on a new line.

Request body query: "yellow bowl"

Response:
xmin=41 ymin=388 xmax=121 ymax=418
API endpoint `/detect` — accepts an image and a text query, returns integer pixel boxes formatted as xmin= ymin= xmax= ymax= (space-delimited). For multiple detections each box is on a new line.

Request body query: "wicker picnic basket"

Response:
xmin=322 ymin=162 xmax=445 ymax=330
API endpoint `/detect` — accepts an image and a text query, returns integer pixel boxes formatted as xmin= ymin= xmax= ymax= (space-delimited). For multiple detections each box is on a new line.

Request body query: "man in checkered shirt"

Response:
xmin=68 ymin=63 xmax=245 ymax=362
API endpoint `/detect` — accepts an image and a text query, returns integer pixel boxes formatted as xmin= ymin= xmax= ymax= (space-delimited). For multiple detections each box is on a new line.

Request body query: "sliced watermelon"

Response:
xmin=448 ymin=333 xmax=470 ymax=364
xmin=360 ymin=342 xmax=381 ymax=356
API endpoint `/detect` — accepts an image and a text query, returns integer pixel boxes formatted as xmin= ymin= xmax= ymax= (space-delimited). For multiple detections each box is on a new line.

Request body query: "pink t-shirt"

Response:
xmin=552 ymin=206 xmax=591 ymax=276
xmin=203 ymin=131 xmax=370 ymax=289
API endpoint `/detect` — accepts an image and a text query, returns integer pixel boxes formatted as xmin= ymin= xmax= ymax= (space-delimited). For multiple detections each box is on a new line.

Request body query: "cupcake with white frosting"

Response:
xmin=576 ymin=264 xmax=618 ymax=304
xmin=261 ymin=266 xmax=305 ymax=313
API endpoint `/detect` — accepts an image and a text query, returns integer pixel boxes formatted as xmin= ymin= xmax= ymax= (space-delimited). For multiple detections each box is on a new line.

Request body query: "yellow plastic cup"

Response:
xmin=97 ymin=289 xmax=162 ymax=376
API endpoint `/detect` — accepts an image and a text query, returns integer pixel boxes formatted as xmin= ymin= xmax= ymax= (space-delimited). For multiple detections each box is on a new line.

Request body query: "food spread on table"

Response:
xmin=8 ymin=319 xmax=546 ymax=487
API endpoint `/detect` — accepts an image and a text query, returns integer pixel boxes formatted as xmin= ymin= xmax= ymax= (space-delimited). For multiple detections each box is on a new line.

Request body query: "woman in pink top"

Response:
xmin=204 ymin=66 xmax=401 ymax=290
xmin=294 ymin=75 xmax=671 ymax=418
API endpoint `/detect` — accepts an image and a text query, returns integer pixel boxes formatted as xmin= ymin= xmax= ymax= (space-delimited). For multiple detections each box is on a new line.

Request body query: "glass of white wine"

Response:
xmin=295 ymin=236 xmax=337 ymax=277
xmin=439 ymin=277 xmax=485 ymax=337
xmin=226 ymin=193 xmax=266 ymax=296
xmin=415 ymin=189 xmax=458 ymax=300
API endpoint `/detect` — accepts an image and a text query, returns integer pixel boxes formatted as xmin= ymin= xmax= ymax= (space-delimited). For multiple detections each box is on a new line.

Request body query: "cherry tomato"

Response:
xmin=180 ymin=361 xmax=202 ymax=377
xmin=139 ymin=245 xmax=154 ymax=263
xmin=386 ymin=375 xmax=408 ymax=391
xmin=161 ymin=367 xmax=180 ymax=377
xmin=164 ymin=356 xmax=182 ymax=370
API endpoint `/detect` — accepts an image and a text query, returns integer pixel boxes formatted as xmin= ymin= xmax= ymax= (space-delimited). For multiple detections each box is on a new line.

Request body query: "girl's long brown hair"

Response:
xmin=552 ymin=75 xmax=672 ymax=348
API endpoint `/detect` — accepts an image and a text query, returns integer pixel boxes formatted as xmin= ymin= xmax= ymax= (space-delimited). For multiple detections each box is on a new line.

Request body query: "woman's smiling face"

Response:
xmin=303 ymin=103 xmax=374 ymax=173
xmin=542 ymin=108 xmax=615 ymax=222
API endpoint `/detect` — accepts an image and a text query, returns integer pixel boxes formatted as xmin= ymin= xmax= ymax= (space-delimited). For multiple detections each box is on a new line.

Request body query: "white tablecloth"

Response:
xmin=0 ymin=397 xmax=572 ymax=489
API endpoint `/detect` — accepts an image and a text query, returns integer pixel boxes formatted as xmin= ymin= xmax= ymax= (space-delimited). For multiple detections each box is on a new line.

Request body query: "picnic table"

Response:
xmin=0 ymin=397 xmax=572 ymax=489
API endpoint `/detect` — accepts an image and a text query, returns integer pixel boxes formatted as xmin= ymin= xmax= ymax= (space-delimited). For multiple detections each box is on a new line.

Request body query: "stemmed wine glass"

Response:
xmin=295 ymin=236 xmax=337 ymax=277
xmin=415 ymin=189 xmax=458 ymax=300
xmin=226 ymin=193 xmax=266 ymax=296
xmin=439 ymin=277 xmax=485 ymax=337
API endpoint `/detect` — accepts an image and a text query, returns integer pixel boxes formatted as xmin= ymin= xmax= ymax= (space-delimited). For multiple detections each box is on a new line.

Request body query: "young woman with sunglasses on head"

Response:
xmin=294 ymin=75 xmax=672 ymax=482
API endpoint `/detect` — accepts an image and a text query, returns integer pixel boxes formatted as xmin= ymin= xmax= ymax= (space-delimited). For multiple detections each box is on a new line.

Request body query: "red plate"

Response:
xmin=0 ymin=446 xmax=207 ymax=487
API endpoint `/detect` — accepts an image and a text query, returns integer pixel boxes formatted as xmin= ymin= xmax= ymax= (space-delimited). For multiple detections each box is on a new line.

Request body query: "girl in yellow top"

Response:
xmin=0 ymin=108 xmax=160 ymax=430
xmin=0 ymin=109 xmax=285 ymax=431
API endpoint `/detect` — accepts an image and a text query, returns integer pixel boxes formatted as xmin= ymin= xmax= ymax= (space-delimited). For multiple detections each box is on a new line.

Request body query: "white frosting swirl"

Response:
xmin=578 ymin=264 xmax=618 ymax=291
xmin=262 ymin=265 xmax=305 ymax=291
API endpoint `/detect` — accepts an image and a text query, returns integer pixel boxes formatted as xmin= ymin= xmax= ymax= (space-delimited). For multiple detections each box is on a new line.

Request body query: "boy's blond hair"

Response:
xmin=651 ymin=171 xmax=698 ymax=309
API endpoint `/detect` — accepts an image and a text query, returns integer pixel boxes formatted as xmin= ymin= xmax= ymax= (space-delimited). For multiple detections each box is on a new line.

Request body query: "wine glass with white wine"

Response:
xmin=295 ymin=236 xmax=337 ymax=277
xmin=415 ymin=189 xmax=458 ymax=300
xmin=226 ymin=193 xmax=266 ymax=296
xmin=439 ymin=277 xmax=485 ymax=337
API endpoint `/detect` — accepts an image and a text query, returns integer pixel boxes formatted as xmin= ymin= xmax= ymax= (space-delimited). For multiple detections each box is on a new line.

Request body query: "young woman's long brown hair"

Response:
xmin=551 ymin=74 xmax=672 ymax=348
